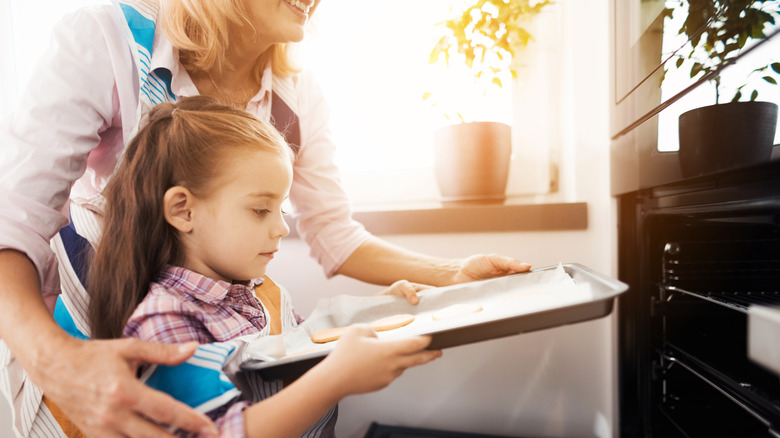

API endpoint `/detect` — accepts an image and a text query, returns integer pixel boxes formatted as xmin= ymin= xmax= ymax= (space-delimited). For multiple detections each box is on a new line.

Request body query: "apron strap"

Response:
xmin=58 ymin=215 xmax=92 ymax=289
xmin=270 ymin=91 xmax=301 ymax=155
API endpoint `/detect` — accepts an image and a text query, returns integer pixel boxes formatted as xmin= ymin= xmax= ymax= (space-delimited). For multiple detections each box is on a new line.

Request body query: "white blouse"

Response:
xmin=0 ymin=2 xmax=370 ymax=309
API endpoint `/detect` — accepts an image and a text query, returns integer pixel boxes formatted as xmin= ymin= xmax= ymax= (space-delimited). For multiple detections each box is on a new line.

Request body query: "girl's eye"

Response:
xmin=253 ymin=209 xmax=270 ymax=217
xmin=281 ymin=208 xmax=289 ymax=215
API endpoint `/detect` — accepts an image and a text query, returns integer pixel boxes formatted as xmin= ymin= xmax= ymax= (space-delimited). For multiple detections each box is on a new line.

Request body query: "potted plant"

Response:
xmin=424 ymin=0 xmax=552 ymax=202
xmin=664 ymin=0 xmax=780 ymax=177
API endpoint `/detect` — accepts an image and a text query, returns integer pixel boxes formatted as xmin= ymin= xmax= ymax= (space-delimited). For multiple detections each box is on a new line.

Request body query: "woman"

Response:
xmin=0 ymin=0 xmax=530 ymax=436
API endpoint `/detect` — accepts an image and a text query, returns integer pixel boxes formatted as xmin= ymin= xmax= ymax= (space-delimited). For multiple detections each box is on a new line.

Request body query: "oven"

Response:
xmin=609 ymin=1 xmax=780 ymax=436
xmin=616 ymin=161 xmax=780 ymax=437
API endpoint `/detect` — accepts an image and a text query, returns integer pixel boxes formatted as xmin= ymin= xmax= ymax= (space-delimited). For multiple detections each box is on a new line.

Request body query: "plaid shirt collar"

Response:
xmin=156 ymin=266 xmax=264 ymax=307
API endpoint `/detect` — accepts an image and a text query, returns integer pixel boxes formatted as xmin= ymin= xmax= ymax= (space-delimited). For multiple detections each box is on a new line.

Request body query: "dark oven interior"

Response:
xmin=618 ymin=162 xmax=780 ymax=437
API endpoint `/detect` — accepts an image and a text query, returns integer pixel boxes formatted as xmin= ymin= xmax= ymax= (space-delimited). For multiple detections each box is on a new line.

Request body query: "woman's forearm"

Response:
xmin=335 ymin=236 xmax=460 ymax=287
xmin=0 ymin=250 xmax=73 ymax=376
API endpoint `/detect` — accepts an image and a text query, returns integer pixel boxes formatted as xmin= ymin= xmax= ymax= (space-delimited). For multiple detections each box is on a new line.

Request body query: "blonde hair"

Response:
xmin=161 ymin=0 xmax=297 ymax=79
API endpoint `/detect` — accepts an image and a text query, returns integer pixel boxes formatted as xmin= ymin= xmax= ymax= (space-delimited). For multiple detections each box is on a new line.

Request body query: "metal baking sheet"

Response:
xmin=240 ymin=263 xmax=628 ymax=380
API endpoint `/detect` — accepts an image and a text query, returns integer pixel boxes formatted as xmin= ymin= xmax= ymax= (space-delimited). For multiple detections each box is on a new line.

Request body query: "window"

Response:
xmin=657 ymin=0 xmax=780 ymax=152
xmin=302 ymin=0 xmax=567 ymax=205
xmin=300 ymin=0 xmax=517 ymax=205
xmin=301 ymin=1 xmax=513 ymax=173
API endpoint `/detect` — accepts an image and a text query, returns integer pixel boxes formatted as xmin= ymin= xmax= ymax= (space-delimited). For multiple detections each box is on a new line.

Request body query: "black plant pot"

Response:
xmin=678 ymin=101 xmax=778 ymax=178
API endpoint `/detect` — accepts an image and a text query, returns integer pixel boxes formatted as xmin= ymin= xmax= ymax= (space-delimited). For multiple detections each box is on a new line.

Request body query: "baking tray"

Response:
xmin=240 ymin=263 xmax=628 ymax=380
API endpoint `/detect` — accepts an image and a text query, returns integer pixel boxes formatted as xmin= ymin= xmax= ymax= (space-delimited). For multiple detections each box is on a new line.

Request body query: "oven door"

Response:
xmin=617 ymin=162 xmax=780 ymax=437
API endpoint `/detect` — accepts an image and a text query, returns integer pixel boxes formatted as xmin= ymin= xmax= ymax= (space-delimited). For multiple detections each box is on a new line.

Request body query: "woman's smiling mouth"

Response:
xmin=284 ymin=0 xmax=311 ymax=15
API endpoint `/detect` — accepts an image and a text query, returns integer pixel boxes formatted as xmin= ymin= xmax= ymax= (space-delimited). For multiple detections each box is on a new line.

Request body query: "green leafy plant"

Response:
xmin=664 ymin=0 xmax=780 ymax=103
xmin=731 ymin=61 xmax=780 ymax=101
xmin=422 ymin=0 xmax=553 ymax=120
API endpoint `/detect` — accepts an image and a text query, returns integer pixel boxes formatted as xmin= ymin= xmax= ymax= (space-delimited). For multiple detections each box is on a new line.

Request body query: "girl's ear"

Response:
xmin=163 ymin=186 xmax=194 ymax=233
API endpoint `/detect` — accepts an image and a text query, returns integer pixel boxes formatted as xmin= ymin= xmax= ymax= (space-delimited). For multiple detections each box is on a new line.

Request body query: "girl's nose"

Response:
xmin=274 ymin=214 xmax=290 ymax=239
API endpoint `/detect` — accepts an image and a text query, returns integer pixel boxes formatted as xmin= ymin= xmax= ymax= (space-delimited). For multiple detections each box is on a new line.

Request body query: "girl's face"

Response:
xmin=246 ymin=0 xmax=320 ymax=45
xmin=182 ymin=147 xmax=293 ymax=282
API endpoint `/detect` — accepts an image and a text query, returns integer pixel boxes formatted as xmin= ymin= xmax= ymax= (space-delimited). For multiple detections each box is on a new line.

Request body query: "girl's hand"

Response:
xmin=321 ymin=325 xmax=442 ymax=396
xmin=451 ymin=254 xmax=531 ymax=284
xmin=377 ymin=280 xmax=432 ymax=305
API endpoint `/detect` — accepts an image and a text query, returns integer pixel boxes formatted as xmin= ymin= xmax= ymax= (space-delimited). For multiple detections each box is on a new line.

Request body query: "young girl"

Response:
xmin=86 ymin=96 xmax=442 ymax=437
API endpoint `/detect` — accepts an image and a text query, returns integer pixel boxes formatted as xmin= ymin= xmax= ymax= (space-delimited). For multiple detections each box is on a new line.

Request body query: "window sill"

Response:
xmin=287 ymin=200 xmax=587 ymax=237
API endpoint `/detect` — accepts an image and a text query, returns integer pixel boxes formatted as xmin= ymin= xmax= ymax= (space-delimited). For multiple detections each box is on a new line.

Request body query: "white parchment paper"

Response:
xmin=240 ymin=264 xmax=593 ymax=367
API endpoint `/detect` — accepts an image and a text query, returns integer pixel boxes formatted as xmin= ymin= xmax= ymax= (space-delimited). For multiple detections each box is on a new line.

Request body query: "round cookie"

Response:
xmin=371 ymin=313 xmax=415 ymax=332
xmin=310 ymin=326 xmax=349 ymax=344
xmin=432 ymin=303 xmax=483 ymax=320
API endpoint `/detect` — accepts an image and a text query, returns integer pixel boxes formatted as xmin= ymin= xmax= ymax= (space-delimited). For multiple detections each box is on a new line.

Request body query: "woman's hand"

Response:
xmin=377 ymin=280 xmax=432 ymax=305
xmin=451 ymin=254 xmax=531 ymax=284
xmin=37 ymin=337 xmax=218 ymax=438
xmin=321 ymin=325 xmax=442 ymax=397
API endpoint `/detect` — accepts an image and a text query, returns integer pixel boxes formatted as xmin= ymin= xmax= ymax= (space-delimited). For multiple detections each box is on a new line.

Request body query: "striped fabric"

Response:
xmin=140 ymin=342 xmax=248 ymax=437
xmin=111 ymin=0 xmax=176 ymax=177
xmin=238 ymin=371 xmax=338 ymax=438
xmin=141 ymin=343 xmax=242 ymax=414
xmin=0 ymin=339 xmax=65 ymax=437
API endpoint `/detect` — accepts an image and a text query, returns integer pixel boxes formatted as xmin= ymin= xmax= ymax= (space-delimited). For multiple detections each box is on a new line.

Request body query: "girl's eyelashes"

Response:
xmin=253 ymin=207 xmax=288 ymax=217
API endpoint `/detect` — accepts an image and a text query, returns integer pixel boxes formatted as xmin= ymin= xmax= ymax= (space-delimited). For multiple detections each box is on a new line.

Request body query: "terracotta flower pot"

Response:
xmin=678 ymin=101 xmax=778 ymax=178
xmin=433 ymin=122 xmax=512 ymax=202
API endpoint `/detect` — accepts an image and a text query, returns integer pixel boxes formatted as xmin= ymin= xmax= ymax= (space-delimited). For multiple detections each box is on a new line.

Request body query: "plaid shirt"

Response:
xmin=124 ymin=266 xmax=273 ymax=437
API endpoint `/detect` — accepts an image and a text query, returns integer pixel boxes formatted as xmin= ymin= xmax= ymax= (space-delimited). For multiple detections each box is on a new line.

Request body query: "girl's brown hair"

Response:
xmin=87 ymin=96 xmax=290 ymax=339
xmin=162 ymin=0 xmax=297 ymax=80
